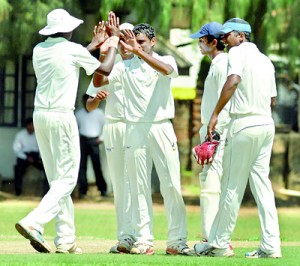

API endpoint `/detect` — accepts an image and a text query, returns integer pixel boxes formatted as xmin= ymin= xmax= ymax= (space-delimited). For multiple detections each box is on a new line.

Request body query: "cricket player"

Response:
xmin=190 ymin=22 xmax=230 ymax=243
xmin=15 ymin=9 xmax=120 ymax=254
xmin=86 ymin=23 xmax=136 ymax=254
xmin=92 ymin=23 xmax=193 ymax=255
xmin=194 ymin=18 xmax=282 ymax=259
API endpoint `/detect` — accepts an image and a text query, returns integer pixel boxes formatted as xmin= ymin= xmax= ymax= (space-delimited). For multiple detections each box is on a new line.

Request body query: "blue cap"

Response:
xmin=190 ymin=22 xmax=223 ymax=39
xmin=218 ymin=18 xmax=251 ymax=35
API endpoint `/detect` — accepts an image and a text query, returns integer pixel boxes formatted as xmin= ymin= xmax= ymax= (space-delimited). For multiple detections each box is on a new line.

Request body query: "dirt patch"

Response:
xmin=1 ymin=239 xmax=299 ymax=254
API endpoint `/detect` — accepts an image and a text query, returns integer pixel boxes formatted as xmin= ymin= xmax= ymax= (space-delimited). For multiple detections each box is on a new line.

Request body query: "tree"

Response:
xmin=0 ymin=0 xmax=299 ymax=77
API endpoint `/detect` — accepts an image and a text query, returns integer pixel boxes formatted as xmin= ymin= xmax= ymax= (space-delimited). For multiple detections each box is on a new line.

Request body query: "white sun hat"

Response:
xmin=120 ymin=22 xmax=134 ymax=30
xmin=39 ymin=9 xmax=83 ymax=35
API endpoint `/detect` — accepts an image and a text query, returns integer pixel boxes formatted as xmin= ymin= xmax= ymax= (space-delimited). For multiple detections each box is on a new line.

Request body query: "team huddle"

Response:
xmin=14 ymin=8 xmax=281 ymax=259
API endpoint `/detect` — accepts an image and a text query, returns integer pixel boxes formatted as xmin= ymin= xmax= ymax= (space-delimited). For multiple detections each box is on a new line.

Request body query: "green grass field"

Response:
xmin=0 ymin=197 xmax=299 ymax=265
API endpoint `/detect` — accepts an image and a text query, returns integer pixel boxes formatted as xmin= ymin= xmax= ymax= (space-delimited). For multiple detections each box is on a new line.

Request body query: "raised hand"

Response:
xmin=106 ymin=11 xmax=120 ymax=37
xmin=119 ymin=29 xmax=141 ymax=53
xmin=87 ymin=21 xmax=108 ymax=52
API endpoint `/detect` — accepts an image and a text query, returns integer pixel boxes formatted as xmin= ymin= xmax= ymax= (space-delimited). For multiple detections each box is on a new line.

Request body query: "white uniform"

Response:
xmin=199 ymin=53 xmax=230 ymax=240
xmin=209 ymin=42 xmax=281 ymax=255
xmin=21 ymin=37 xmax=100 ymax=246
xmin=13 ymin=129 xmax=40 ymax=160
xmin=108 ymin=53 xmax=188 ymax=247
xmin=86 ymin=78 xmax=134 ymax=241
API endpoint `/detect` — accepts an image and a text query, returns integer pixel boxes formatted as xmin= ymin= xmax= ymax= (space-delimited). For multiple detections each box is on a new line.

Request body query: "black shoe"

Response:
xmin=101 ymin=191 xmax=107 ymax=197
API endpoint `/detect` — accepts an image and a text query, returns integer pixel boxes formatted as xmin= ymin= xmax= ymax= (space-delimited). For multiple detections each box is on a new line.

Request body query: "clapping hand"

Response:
xmin=87 ymin=21 xmax=107 ymax=52
xmin=106 ymin=11 xmax=120 ymax=37
xmin=119 ymin=29 xmax=141 ymax=53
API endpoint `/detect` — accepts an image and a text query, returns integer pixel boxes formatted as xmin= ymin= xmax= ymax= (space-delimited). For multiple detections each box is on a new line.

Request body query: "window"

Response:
xmin=0 ymin=56 xmax=36 ymax=127
xmin=21 ymin=56 xmax=36 ymax=123
xmin=0 ymin=60 xmax=18 ymax=126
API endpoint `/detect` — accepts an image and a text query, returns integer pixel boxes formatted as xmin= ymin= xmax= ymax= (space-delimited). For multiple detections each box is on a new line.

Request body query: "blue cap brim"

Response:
xmin=218 ymin=21 xmax=252 ymax=35
xmin=217 ymin=27 xmax=233 ymax=35
xmin=190 ymin=32 xmax=205 ymax=39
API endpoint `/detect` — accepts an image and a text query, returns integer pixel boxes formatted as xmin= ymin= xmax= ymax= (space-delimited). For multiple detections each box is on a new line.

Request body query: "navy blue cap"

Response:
xmin=190 ymin=22 xmax=223 ymax=39
xmin=218 ymin=18 xmax=251 ymax=35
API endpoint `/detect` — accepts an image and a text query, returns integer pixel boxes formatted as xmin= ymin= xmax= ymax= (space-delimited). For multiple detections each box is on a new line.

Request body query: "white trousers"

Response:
xmin=125 ymin=120 xmax=188 ymax=246
xmin=22 ymin=111 xmax=80 ymax=246
xmin=103 ymin=120 xmax=133 ymax=241
xmin=199 ymin=125 xmax=227 ymax=240
xmin=209 ymin=118 xmax=281 ymax=254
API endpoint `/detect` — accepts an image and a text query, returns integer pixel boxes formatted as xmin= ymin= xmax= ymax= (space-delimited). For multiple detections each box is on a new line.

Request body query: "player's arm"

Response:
xmin=135 ymin=49 xmax=174 ymax=76
xmin=87 ymin=12 xmax=120 ymax=76
xmin=120 ymin=29 xmax=175 ymax=76
xmin=207 ymin=74 xmax=241 ymax=139
xmin=86 ymin=89 xmax=109 ymax=112
xmin=93 ymin=51 xmax=109 ymax=87
xmin=271 ymin=97 xmax=276 ymax=110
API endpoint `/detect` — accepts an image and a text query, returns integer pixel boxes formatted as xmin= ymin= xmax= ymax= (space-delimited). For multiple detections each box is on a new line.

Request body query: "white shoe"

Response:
xmin=117 ymin=238 xmax=134 ymax=253
xmin=194 ymin=242 xmax=234 ymax=257
xmin=56 ymin=242 xmax=82 ymax=254
xmin=15 ymin=222 xmax=51 ymax=253
xmin=207 ymin=246 xmax=234 ymax=257
xmin=245 ymin=248 xmax=282 ymax=259
xmin=109 ymin=243 xmax=120 ymax=253
xmin=166 ymin=242 xmax=195 ymax=256
xmin=130 ymin=243 xmax=155 ymax=255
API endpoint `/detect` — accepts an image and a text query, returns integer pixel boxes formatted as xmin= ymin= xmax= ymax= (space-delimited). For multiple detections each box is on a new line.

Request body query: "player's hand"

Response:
xmin=120 ymin=29 xmax=141 ymax=53
xmin=95 ymin=89 xmax=109 ymax=101
xmin=207 ymin=113 xmax=218 ymax=141
xmin=106 ymin=11 xmax=120 ymax=37
xmin=89 ymin=21 xmax=108 ymax=50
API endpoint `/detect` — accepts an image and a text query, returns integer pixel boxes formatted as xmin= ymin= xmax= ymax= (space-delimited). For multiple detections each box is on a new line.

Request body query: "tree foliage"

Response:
xmin=0 ymin=0 xmax=299 ymax=78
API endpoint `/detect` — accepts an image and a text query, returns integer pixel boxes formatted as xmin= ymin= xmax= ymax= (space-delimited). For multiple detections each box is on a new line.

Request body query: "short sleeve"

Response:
xmin=227 ymin=46 xmax=243 ymax=78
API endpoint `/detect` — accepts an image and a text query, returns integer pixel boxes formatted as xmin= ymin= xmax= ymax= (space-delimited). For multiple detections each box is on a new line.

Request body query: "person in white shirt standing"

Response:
xmin=190 ymin=22 xmax=231 ymax=245
xmin=94 ymin=23 xmax=193 ymax=256
xmin=13 ymin=117 xmax=48 ymax=196
xmin=86 ymin=22 xmax=136 ymax=254
xmin=75 ymin=94 xmax=106 ymax=198
xmin=15 ymin=9 xmax=120 ymax=254
xmin=194 ymin=18 xmax=281 ymax=259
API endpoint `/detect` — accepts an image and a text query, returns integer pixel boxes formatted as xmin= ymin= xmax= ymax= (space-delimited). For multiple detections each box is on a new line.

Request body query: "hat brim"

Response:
xmin=217 ymin=27 xmax=233 ymax=35
xmin=190 ymin=32 xmax=206 ymax=39
xmin=39 ymin=18 xmax=83 ymax=35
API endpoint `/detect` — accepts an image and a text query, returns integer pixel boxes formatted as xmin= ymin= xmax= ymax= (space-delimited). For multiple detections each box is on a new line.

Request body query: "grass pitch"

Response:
xmin=0 ymin=196 xmax=299 ymax=265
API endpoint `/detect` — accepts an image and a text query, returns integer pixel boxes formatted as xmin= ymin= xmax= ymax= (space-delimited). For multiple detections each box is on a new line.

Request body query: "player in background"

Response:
xmin=190 ymin=22 xmax=231 ymax=245
xmin=86 ymin=22 xmax=136 ymax=254
xmin=75 ymin=94 xmax=107 ymax=199
xmin=195 ymin=18 xmax=281 ymax=259
xmin=15 ymin=9 xmax=120 ymax=254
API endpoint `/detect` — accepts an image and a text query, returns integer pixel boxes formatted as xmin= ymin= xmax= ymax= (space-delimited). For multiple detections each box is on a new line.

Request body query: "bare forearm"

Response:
xmin=94 ymin=47 xmax=117 ymax=76
xmin=135 ymin=49 xmax=174 ymax=75
xmin=86 ymin=97 xmax=101 ymax=111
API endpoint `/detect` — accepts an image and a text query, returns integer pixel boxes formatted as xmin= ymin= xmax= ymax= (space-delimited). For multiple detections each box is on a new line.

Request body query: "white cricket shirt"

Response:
xmin=108 ymin=53 xmax=178 ymax=122
xmin=86 ymin=74 xmax=126 ymax=121
xmin=228 ymin=42 xmax=277 ymax=117
xmin=33 ymin=37 xmax=101 ymax=111
xmin=201 ymin=53 xmax=230 ymax=132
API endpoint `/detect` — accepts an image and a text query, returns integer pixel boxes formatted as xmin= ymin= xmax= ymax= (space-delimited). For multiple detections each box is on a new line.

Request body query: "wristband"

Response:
xmin=108 ymin=36 xmax=119 ymax=49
